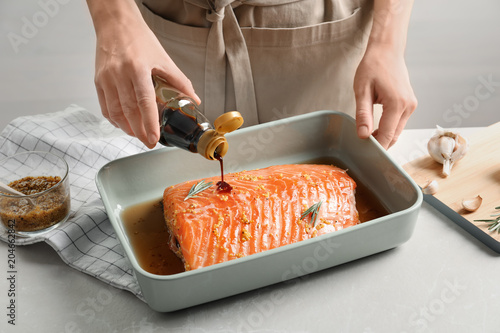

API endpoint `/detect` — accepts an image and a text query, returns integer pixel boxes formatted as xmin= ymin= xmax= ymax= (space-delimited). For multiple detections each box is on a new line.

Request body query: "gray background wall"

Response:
xmin=0 ymin=0 xmax=498 ymax=131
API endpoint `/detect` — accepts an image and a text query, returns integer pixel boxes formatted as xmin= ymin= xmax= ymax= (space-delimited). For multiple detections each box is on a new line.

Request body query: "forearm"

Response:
xmin=368 ymin=0 xmax=414 ymax=54
xmin=86 ymin=0 xmax=146 ymax=37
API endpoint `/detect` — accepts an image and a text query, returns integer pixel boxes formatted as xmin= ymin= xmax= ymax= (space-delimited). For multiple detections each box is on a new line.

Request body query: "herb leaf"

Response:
xmin=184 ymin=179 xmax=213 ymax=201
xmin=474 ymin=206 xmax=500 ymax=233
xmin=301 ymin=200 xmax=323 ymax=227
xmin=488 ymin=220 xmax=500 ymax=233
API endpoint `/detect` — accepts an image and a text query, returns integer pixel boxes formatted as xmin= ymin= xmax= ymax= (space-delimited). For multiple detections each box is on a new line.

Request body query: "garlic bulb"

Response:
xmin=462 ymin=195 xmax=482 ymax=212
xmin=427 ymin=126 xmax=469 ymax=177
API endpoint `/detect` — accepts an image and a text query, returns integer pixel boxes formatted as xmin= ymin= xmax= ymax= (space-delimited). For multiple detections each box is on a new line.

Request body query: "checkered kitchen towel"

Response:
xmin=0 ymin=105 xmax=154 ymax=300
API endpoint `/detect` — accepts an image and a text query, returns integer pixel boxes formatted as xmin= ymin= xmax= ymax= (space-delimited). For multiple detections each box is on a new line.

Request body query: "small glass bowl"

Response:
xmin=0 ymin=151 xmax=71 ymax=237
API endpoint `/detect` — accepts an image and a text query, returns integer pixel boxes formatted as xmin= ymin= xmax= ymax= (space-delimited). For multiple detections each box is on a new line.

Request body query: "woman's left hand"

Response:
xmin=353 ymin=42 xmax=417 ymax=149
xmin=354 ymin=0 xmax=417 ymax=150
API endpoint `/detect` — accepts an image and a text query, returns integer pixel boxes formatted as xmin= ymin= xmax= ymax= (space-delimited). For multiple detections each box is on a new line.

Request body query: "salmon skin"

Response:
xmin=163 ymin=164 xmax=359 ymax=271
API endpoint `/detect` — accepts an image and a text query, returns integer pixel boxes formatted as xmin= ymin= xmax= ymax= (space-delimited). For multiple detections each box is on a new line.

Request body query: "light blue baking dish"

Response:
xmin=96 ymin=110 xmax=422 ymax=312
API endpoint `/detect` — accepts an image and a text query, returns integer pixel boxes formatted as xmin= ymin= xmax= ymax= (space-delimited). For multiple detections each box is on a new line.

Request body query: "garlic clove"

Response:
xmin=422 ymin=180 xmax=439 ymax=195
xmin=462 ymin=195 xmax=482 ymax=212
xmin=427 ymin=126 xmax=468 ymax=177
xmin=438 ymin=136 xmax=455 ymax=160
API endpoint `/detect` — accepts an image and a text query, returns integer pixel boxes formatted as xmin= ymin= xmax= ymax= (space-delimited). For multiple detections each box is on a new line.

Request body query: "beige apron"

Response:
xmin=137 ymin=0 xmax=373 ymax=126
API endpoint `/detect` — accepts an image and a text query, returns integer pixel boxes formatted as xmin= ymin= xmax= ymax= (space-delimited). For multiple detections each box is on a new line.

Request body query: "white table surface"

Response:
xmin=1 ymin=126 xmax=499 ymax=333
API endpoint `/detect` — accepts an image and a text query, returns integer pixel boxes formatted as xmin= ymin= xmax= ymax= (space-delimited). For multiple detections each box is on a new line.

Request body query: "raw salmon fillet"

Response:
xmin=163 ymin=164 xmax=359 ymax=271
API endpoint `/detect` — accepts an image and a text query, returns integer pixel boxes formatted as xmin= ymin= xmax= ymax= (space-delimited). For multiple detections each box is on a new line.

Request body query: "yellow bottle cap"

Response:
xmin=197 ymin=130 xmax=228 ymax=160
xmin=214 ymin=111 xmax=244 ymax=134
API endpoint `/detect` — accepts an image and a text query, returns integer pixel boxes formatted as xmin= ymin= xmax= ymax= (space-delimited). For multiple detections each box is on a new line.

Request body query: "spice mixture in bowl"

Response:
xmin=0 ymin=151 xmax=71 ymax=237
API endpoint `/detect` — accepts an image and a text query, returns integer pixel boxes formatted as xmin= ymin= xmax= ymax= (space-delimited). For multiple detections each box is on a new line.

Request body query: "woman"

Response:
xmin=86 ymin=0 xmax=417 ymax=150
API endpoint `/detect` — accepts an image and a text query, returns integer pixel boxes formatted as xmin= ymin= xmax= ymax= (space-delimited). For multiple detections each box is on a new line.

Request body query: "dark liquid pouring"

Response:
xmin=214 ymin=152 xmax=232 ymax=193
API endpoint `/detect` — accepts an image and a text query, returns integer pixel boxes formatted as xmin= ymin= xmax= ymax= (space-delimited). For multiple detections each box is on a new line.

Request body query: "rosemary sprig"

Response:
xmin=474 ymin=206 xmax=500 ymax=233
xmin=184 ymin=179 xmax=213 ymax=201
xmin=301 ymin=200 xmax=323 ymax=227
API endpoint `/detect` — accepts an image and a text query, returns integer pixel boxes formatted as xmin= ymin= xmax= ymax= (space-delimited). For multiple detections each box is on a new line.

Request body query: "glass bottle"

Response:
xmin=153 ymin=75 xmax=243 ymax=160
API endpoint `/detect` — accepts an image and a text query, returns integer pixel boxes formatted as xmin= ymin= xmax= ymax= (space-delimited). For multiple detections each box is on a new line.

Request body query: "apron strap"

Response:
xmin=184 ymin=0 xmax=303 ymax=124
xmin=185 ymin=0 xmax=260 ymax=126
xmin=222 ymin=5 xmax=259 ymax=125
xmin=204 ymin=5 xmax=227 ymax=124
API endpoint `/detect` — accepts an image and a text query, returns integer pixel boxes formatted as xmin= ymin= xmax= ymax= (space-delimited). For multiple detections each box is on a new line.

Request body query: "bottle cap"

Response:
xmin=197 ymin=130 xmax=229 ymax=160
xmin=214 ymin=111 xmax=244 ymax=134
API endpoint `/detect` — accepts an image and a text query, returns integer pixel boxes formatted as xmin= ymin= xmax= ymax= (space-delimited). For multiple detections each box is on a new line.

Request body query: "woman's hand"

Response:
xmin=354 ymin=43 xmax=417 ymax=149
xmin=87 ymin=0 xmax=200 ymax=148
xmin=354 ymin=0 xmax=417 ymax=149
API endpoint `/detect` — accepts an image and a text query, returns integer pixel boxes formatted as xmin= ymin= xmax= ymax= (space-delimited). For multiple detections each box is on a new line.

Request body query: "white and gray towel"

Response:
xmin=0 ymin=105 xmax=156 ymax=301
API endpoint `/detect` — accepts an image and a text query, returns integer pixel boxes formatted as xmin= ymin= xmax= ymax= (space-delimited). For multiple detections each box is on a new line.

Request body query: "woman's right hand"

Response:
xmin=87 ymin=0 xmax=200 ymax=148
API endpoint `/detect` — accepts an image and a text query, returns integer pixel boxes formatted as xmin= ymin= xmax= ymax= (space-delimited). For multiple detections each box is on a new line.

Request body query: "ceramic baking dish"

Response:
xmin=96 ymin=110 xmax=422 ymax=312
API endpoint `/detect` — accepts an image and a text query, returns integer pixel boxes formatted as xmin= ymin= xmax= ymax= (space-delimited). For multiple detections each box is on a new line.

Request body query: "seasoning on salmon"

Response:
xmin=163 ymin=164 xmax=359 ymax=271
